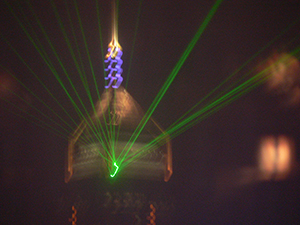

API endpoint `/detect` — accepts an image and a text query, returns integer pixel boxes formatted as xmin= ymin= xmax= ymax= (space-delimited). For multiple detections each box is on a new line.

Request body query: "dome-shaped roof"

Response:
xmin=65 ymin=87 xmax=172 ymax=182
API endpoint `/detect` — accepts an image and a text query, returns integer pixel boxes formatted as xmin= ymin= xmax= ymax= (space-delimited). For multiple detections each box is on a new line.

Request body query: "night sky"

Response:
xmin=1 ymin=0 xmax=300 ymax=224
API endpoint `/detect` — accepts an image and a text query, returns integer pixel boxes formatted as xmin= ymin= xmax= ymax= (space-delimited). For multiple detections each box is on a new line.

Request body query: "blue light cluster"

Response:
xmin=104 ymin=47 xmax=123 ymax=88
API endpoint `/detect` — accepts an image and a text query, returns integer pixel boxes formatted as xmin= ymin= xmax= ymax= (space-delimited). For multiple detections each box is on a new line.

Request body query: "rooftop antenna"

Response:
xmin=104 ymin=0 xmax=123 ymax=89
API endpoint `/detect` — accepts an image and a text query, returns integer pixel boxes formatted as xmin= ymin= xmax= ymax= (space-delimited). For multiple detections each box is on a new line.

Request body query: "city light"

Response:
xmin=258 ymin=135 xmax=296 ymax=181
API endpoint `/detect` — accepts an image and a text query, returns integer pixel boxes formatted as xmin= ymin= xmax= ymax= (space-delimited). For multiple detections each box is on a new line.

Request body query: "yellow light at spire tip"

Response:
xmin=105 ymin=40 xmax=122 ymax=59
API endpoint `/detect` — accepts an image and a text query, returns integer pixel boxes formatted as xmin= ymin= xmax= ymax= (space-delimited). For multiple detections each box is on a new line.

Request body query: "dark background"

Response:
xmin=1 ymin=0 xmax=300 ymax=224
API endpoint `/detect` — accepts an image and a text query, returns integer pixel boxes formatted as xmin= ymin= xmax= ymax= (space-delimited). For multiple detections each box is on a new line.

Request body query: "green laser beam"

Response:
xmin=0 ymin=65 xmax=78 ymax=133
xmin=122 ymin=70 xmax=268 ymax=168
xmin=0 ymin=96 xmax=74 ymax=141
xmin=123 ymin=55 xmax=285 ymax=165
xmin=2 ymin=2 xmax=82 ymax=130
xmin=0 ymin=83 xmax=74 ymax=135
xmin=114 ymin=0 xmax=144 ymax=159
xmin=12 ymin=0 xmax=113 ymax=158
xmin=4 ymin=0 xmax=300 ymax=178
xmin=117 ymin=0 xmax=224 ymax=165
xmin=25 ymin=0 xmax=112 ymax=156
xmin=6 ymin=0 xmax=85 ymax=121
xmin=52 ymin=0 xmax=112 ymax=151
xmin=168 ymin=16 xmax=300 ymax=132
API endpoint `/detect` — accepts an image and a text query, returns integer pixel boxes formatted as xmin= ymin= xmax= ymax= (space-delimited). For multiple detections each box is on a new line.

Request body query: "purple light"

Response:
xmin=104 ymin=47 xmax=123 ymax=89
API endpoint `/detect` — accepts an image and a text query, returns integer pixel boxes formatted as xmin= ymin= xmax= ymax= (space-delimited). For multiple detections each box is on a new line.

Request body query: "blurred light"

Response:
xmin=258 ymin=135 xmax=296 ymax=181
xmin=69 ymin=206 xmax=77 ymax=225
xmin=0 ymin=70 xmax=32 ymax=111
xmin=0 ymin=71 xmax=17 ymax=100
xmin=147 ymin=204 xmax=156 ymax=225
xmin=262 ymin=52 xmax=300 ymax=106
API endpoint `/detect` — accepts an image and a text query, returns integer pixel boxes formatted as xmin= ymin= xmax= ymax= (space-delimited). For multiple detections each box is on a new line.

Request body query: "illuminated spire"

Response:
xmin=104 ymin=0 xmax=123 ymax=89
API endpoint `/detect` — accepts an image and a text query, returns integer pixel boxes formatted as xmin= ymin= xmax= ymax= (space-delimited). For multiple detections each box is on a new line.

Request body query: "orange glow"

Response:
xmin=267 ymin=53 xmax=299 ymax=92
xmin=259 ymin=136 xmax=276 ymax=176
xmin=260 ymin=52 xmax=300 ymax=106
xmin=105 ymin=40 xmax=122 ymax=59
xmin=277 ymin=136 xmax=292 ymax=174
xmin=147 ymin=204 xmax=156 ymax=225
xmin=69 ymin=206 xmax=77 ymax=225
xmin=259 ymin=135 xmax=295 ymax=181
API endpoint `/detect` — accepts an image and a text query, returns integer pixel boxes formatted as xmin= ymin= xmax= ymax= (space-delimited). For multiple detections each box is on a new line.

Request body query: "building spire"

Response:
xmin=104 ymin=0 xmax=123 ymax=89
